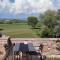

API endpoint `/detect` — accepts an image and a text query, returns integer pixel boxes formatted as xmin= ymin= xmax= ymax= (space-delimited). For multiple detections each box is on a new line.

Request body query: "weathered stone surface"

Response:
xmin=0 ymin=38 xmax=60 ymax=60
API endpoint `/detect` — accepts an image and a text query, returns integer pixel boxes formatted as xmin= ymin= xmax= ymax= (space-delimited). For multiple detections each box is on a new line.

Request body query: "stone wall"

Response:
xmin=11 ymin=38 xmax=60 ymax=55
xmin=0 ymin=38 xmax=60 ymax=56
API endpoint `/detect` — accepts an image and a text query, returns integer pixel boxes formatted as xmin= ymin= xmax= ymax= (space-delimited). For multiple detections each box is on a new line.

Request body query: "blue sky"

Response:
xmin=0 ymin=0 xmax=60 ymax=20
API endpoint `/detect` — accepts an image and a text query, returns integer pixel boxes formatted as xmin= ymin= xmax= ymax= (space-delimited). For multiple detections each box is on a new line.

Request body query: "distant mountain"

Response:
xmin=0 ymin=13 xmax=39 ymax=20
xmin=9 ymin=0 xmax=15 ymax=3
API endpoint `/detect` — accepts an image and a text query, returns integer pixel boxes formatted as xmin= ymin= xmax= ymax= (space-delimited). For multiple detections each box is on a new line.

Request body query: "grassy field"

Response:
xmin=0 ymin=23 xmax=38 ymax=38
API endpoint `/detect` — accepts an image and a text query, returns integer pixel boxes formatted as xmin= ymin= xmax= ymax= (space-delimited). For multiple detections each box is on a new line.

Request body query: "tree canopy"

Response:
xmin=36 ymin=9 xmax=60 ymax=38
xmin=27 ymin=16 xmax=38 ymax=28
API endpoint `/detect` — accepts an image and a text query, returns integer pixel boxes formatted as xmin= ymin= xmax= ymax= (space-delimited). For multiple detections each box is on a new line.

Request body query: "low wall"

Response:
xmin=0 ymin=38 xmax=60 ymax=55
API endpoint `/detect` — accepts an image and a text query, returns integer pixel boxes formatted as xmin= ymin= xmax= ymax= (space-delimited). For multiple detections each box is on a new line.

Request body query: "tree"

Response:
xmin=27 ymin=16 xmax=38 ymax=28
xmin=36 ymin=9 xmax=60 ymax=38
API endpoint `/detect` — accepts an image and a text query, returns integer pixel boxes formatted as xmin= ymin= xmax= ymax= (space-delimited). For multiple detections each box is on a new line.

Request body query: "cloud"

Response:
xmin=0 ymin=0 xmax=53 ymax=13
xmin=0 ymin=0 xmax=60 ymax=19
xmin=13 ymin=0 xmax=54 ymax=14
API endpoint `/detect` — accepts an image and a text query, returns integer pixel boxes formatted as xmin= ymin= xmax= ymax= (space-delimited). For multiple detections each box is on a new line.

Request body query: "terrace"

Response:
xmin=0 ymin=36 xmax=60 ymax=60
xmin=0 ymin=37 xmax=45 ymax=60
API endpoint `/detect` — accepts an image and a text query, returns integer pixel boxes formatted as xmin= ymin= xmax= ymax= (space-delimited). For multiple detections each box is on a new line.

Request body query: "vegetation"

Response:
xmin=0 ymin=9 xmax=60 ymax=38
xmin=0 ymin=19 xmax=27 ymax=24
xmin=36 ymin=9 xmax=60 ymax=38
xmin=0 ymin=23 xmax=38 ymax=38
xmin=46 ymin=58 xmax=60 ymax=60
xmin=27 ymin=16 xmax=38 ymax=28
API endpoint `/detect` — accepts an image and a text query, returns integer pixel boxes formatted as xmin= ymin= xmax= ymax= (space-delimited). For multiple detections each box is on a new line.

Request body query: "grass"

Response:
xmin=0 ymin=23 xmax=29 ymax=29
xmin=46 ymin=58 xmax=60 ymax=60
xmin=0 ymin=23 xmax=38 ymax=38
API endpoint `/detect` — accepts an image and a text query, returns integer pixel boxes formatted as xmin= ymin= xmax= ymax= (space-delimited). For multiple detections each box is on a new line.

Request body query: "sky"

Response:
xmin=0 ymin=0 xmax=60 ymax=20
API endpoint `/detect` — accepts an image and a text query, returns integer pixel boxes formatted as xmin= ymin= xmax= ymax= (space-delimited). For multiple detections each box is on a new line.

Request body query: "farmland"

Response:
xmin=0 ymin=23 xmax=38 ymax=38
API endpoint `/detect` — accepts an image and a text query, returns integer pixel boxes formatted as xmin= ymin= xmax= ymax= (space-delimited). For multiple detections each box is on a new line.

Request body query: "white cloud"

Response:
xmin=14 ymin=0 xmax=54 ymax=14
xmin=0 ymin=0 xmax=59 ymax=18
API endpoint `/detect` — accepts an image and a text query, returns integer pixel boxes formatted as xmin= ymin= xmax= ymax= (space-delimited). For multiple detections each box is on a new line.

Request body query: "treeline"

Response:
xmin=27 ymin=9 xmax=60 ymax=38
xmin=0 ymin=19 xmax=27 ymax=24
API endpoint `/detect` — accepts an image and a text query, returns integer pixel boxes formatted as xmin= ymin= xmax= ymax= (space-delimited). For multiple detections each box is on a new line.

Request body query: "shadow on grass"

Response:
xmin=0 ymin=28 xmax=4 ymax=31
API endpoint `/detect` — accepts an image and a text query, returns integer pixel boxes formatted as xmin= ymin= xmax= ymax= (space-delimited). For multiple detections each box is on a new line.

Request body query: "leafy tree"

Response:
xmin=55 ymin=9 xmax=60 ymax=19
xmin=27 ymin=16 xmax=38 ymax=28
xmin=37 ymin=9 xmax=60 ymax=38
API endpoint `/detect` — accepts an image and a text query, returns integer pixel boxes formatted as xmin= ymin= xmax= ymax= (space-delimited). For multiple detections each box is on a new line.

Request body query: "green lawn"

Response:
xmin=0 ymin=23 xmax=38 ymax=38
xmin=0 ymin=23 xmax=29 ymax=29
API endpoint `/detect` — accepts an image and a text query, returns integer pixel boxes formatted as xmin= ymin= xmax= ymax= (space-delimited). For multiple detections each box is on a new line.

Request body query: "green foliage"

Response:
xmin=27 ymin=16 xmax=38 ymax=28
xmin=36 ymin=9 xmax=60 ymax=38
xmin=0 ymin=19 xmax=26 ymax=24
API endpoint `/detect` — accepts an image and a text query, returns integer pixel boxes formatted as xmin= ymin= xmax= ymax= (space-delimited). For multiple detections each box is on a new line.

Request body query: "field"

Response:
xmin=0 ymin=23 xmax=38 ymax=38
